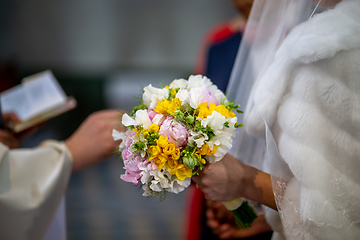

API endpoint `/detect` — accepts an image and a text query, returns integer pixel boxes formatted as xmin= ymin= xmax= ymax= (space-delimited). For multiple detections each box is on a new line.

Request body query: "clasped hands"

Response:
xmin=192 ymin=153 xmax=276 ymax=239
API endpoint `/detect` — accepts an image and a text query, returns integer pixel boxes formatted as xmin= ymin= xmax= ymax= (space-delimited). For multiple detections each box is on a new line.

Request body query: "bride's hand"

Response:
xmin=192 ymin=153 xmax=246 ymax=202
xmin=192 ymin=153 xmax=277 ymax=210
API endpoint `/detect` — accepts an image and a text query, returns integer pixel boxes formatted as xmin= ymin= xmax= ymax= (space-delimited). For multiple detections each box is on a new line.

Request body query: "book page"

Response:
xmin=1 ymin=70 xmax=67 ymax=121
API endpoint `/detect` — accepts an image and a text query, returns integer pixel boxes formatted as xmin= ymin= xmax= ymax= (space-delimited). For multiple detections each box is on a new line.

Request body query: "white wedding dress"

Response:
xmin=244 ymin=1 xmax=360 ymax=239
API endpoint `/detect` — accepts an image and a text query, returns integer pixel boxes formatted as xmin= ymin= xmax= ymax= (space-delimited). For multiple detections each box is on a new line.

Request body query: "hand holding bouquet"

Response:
xmin=113 ymin=75 xmax=256 ymax=228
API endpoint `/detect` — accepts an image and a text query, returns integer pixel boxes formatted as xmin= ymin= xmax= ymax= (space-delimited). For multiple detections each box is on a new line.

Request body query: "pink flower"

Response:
xmin=159 ymin=117 xmax=189 ymax=149
xmin=120 ymin=131 xmax=146 ymax=186
xmin=200 ymin=89 xmax=219 ymax=105
xmin=147 ymin=110 xmax=157 ymax=121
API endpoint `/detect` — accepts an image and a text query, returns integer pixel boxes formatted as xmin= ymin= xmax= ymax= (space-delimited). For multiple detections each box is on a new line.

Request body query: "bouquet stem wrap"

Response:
xmin=222 ymin=198 xmax=257 ymax=229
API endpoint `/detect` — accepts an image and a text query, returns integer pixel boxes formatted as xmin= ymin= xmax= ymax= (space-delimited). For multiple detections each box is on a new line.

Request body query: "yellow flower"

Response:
xmin=149 ymin=123 xmax=159 ymax=133
xmin=198 ymin=103 xmax=236 ymax=120
xmin=163 ymin=143 xmax=176 ymax=156
xmin=198 ymin=143 xmax=219 ymax=156
xmin=215 ymin=105 xmax=230 ymax=117
xmin=170 ymin=88 xmax=177 ymax=97
xmin=194 ymin=152 xmax=206 ymax=165
xmin=198 ymin=102 xmax=218 ymax=119
xmin=148 ymin=145 xmax=162 ymax=161
xmin=171 ymin=148 xmax=180 ymax=160
xmin=214 ymin=104 xmax=236 ymax=118
xmin=154 ymin=98 xmax=181 ymax=115
xmin=142 ymin=130 xmax=149 ymax=138
xmin=153 ymin=153 xmax=168 ymax=170
xmin=157 ymin=135 xmax=169 ymax=148
xmin=228 ymin=111 xmax=236 ymax=118
xmin=208 ymin=103 xmax=216 ymax=112
xmin=136 ymin=127 xmax=149 ymax=138
xmin=176 ymin=164 xmax=193 ymax=181
xmin=198 ymin=102 xmax=210 ymax=119
xmin=166 ymin=158 xmax=180 ymax=175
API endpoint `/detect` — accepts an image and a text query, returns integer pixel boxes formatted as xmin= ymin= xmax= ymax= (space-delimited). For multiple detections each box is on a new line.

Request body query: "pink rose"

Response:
xmin=159 ymin=117 xmax=189 ymax=149
xmin=200 ymin=89 xmax=219 ymax=105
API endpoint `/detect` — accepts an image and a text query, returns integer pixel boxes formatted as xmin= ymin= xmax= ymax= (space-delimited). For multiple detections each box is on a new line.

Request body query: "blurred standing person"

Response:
xmin=0 ymin=106 xmax=126 ymax=240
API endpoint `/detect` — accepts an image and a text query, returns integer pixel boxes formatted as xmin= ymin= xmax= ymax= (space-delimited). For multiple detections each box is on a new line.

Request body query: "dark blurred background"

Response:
xmin=0 ymin=1 xmax=237 ymax=239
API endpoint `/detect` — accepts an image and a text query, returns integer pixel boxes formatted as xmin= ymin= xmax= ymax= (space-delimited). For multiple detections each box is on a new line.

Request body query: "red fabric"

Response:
xmin=184 ymin=184 xmax=205 ymax=240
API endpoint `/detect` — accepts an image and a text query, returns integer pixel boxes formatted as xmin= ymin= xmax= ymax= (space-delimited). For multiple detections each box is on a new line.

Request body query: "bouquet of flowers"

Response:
xmin=113 ymin=75 xmax=256 ymax=228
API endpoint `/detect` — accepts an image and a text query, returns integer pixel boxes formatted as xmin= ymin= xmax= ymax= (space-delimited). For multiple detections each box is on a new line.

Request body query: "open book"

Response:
xmin=0 ymin=70 xmax=77 ymax=133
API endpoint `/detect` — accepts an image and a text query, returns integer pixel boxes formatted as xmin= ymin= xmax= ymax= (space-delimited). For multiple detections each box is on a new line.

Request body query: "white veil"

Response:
xmin=227 ymin=0 xmax=360 ymax=239
xmin=228 ymin=0 xmax=324 ymax=167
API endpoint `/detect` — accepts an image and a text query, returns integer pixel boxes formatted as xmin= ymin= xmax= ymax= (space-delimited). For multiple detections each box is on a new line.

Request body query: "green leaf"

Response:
xmin=230 ymin=201 xmax=258 ymax=229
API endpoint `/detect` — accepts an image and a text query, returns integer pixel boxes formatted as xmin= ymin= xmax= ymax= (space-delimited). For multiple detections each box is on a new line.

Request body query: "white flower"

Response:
xmin=150 ymin=180 xmax=163 ymax=192
xmin=188 ymin=130 xmax=208 ymax=148
xmin=139 ymin=162 xmax=152 ymax=185
xmin=142 ymin=184 xmax=152 ymax=196
xmin=169 ymin=79 xmax=188 ymax=89
xmin=176 ymin=89 xmax=190 ymax=104
xmin=214 ymin=89 xmax=226 ymax=104
xmin=186 ymin=75 xmax=212 ymax=90
xmin=121 ymin=110 xmax=152 ymax=129
xmin=196 ymin=111 xmax=238 ymax=163
xmin=122 ymin=113 xmax=137 ymax=127
xmin=167 ymin=177 xmax=191 ymax=194
xmin=199 ymin=111 xmax=227 ymax=133
xmin=142 ymin=84 xmax=169 ymax=109
xmin=135 ymin=110 xmax=152 ymax=129
xmin=189 ymin=87 xmax=204 ymax=109
xmin=151 ymin=168 xmax=171 ymax=189
xmin=112 ymin=129 xmax=126 ymax=149
xmin=206 ymin=132 xmax=235 ymax=163
xmin=152 ymin=113 xmax=165 ymax=125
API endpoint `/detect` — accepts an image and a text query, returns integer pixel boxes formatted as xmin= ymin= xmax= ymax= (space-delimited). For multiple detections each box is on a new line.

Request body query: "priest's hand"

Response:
xmin=65 ymin=109 xmax=126 ymax=172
